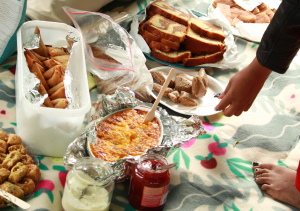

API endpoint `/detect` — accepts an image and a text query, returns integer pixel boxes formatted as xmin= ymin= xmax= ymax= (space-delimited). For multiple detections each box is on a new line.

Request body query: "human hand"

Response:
xmin=215 ymin=58 xmax=272 ymax=117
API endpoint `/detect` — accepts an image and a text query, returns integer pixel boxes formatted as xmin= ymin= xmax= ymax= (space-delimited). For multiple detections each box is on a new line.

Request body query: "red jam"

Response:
xmin=128 ymin=154 xmax=170 ymax=211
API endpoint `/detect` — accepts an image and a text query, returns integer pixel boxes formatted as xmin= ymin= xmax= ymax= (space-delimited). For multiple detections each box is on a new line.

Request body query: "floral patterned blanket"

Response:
xmin=1 ymin=0 xmax=300 ymax=210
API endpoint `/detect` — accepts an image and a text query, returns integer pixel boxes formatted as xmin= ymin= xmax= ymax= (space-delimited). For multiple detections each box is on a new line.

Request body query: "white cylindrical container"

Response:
xmin=62 ymin=157 xmax=114 ymax=211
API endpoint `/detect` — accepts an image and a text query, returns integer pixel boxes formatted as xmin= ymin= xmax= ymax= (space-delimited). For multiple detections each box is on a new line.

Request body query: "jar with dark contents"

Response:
xmin=128 ymin=154 xmax=170 ymax=211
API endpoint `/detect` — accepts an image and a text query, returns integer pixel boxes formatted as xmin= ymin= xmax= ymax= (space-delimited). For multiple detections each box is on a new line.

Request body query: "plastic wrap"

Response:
xmin=63 ymin=6 xmax=153 ymax=102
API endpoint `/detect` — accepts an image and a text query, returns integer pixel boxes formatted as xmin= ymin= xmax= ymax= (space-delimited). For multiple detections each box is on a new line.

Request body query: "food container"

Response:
xmin=128 ymin=153 xmax=170 ymax=211
xmin=87 ymin=106 xmax=164 ymax=163
xmin=15 ymin=20 xmax=91 ymax=157
xmin=62 ymin=157 xmax=115 ymax=211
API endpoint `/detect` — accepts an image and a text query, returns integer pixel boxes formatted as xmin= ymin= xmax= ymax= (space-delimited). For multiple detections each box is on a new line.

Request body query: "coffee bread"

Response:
xmin=151 ymin=49 xmax=191 ymax=63
xmin=139 ymin=1 xmax=227 ymax=67
xmin=189 ymin=18 xmax=226 ymax=42
xmin=146 ymin=0 xmax=190 ymax=26
xmin=182 ymin=51 xmax=224 ymax=67
xmin=143 ymin=14 xmax=187 ymax=43
xmin=183 ymin=26 xmax=226 ymax=54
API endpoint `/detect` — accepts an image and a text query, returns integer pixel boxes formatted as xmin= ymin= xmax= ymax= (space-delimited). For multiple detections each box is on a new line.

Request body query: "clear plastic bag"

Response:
xmin=63 ymin=6 xmax=153 ymax=102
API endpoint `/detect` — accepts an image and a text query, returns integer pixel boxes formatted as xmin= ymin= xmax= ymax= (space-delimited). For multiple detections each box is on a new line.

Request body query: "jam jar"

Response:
xmin=128 ymin=154 xmax=171 ymax=211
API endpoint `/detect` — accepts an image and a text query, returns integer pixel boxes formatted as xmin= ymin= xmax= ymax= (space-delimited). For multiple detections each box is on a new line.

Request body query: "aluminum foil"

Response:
xmin=64 ymin=87 xmax=205 ymax=182
xmin=22 ymin=31 xmax=80 ymax=109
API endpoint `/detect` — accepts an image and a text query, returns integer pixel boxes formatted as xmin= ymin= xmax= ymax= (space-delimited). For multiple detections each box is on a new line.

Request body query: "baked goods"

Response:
xmin=146 ymin=0 xmax=190 ymax=26
xmin=89 ymin=108 xmax=162 ymax=162
xmin=183 ymin=25 xmax=226 ymax=54
xmin=143 ymin=14 xmax=187 ymax=43
xmin=151 ymin=68 xmax=209 ymax=106
xmin=24 ymin=26 xmax=70 ymax=109
xmin=182 ymin=51 xmax=224 ymax=67
xmin=151 ymin=70 xmax=175 ymax=88
xmin=179 ymin=91 xmax=199 ymax=106
xmin=192 ymin=68 xmax=209 ymax=98
xmin=139 ymin=1 xmax=226 ymax=67
xmin=174 ymin=73 xmax=193 ymax=93
xmin=213 ymin=0 xmax=276 ymax=26
xmin=0 ymin=131 xmax=40 ymax=207
xmin=151 ymin=49 xmax=192 ymax=63
xmin=189 ymin=18 xmax=226 ymax=42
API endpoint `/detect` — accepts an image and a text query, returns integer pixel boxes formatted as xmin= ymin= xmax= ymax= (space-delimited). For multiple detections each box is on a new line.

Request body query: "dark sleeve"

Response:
xmin=256 ymin=0 xmax=300 ymax=74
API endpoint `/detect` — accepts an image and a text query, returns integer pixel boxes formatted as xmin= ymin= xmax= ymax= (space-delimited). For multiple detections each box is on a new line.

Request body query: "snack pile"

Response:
xmin=24 ymin=26 xmax=70 ymax=109
xmin=0 ymin=131 xmax=41 ymax=207
xmin=213 ymin=0 xmax=276 ymax=26
xmin=89 ymin=108 xmax=162 ymax=162
xmin=139 ymin=0 xmax=226 ymax=67
xmin=151 ymin=68 xmax=209 ymax=106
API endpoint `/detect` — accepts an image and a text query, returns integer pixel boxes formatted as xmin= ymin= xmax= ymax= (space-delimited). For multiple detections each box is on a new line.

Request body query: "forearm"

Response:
xmin=257 ymin=0 xmax=300 ymax=74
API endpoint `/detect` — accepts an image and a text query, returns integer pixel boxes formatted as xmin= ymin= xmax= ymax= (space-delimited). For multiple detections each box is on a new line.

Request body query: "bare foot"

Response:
xmin=253 ymin=163 xmax=300 ymax=209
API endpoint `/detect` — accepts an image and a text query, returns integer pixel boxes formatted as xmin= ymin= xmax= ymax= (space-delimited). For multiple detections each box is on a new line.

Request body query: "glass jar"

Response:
xmin=62 ymin=157 xmax=114 ymax=211
xmin=128 ymin=154 xmax=171 ymax=211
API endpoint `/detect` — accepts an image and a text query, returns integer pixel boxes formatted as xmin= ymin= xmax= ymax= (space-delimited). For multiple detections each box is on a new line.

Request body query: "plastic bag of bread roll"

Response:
xmin=63 ymin=7 xmax=153 ymax=102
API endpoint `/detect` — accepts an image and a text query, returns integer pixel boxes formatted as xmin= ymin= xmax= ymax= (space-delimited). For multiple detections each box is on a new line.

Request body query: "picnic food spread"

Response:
xmin=139 ymin=0 xmax=226 ymax=67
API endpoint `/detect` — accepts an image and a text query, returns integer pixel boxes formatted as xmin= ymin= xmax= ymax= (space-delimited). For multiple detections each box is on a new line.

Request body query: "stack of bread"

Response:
xmin=151 ymin=68 xmax=209 ymax=106
xmin=213 ymin=0 xmax=276 ymax=26
xmin=139 ymin=0 xmax=226 ymax=67
xmin=24 ymin=27 xmax=70 ymax=109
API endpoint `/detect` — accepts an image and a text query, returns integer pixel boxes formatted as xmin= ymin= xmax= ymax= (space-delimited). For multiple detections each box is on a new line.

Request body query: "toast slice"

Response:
xmin=182 ymin=51 xmax=224 ymax=67
xmin=183 ymin=26 xmax=226 ymax=54
xmin=151 ymin=49 xmax=191 ymax=63
xmin=146 ymin=0 xmax=190 ymax=26
xmin=189 ymin=18 xmax=226 ymax=42
xmin=143 ymin=14 xmax=187 ymax=43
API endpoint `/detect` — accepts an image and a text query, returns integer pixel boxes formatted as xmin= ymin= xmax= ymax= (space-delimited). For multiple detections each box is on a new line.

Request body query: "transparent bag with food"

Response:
xmin=63 ymin=6 xmax=153 ymax=102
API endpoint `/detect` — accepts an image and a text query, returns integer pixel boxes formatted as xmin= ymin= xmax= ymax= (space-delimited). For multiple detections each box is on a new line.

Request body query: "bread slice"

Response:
xmin=182 ymin=51 xmax=224 ymax=67
xmin=143 ymin=14 xmax=187 ymax=43
xmin=183 ymin=27 xmax=226 ymax=54
xmin=151 ymin=49 xmax=191 ymax=63
xmin=161 ymin=39 xmax=180 ymax=51
xmin=189 ymin=18 xmax=226 ymax=42
xmin=149 ymin=41 xmax=171 ymax=52
xmin=146 ymin=0 xmax=190 ymax=26
xmin=139 ymin=27 xmax=160 ymax=44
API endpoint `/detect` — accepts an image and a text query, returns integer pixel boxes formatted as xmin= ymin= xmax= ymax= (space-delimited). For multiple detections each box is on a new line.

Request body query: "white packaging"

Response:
xmin=16 ymin=20 xmax=91 ymax=157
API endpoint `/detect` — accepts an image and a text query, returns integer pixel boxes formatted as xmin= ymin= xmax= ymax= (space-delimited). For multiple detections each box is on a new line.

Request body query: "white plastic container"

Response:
xmin=16 ymin=21 xmax=91 ymax=157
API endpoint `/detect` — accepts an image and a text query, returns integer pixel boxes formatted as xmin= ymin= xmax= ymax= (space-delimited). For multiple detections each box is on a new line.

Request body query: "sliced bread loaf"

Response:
xmin=143 ymin=14 xmax=187 ymax=43
xmin=146 ymin=0 xmax=190 ymax=26
xmin=189 ymin=18 xmax=226 ymax=42
xmin=182 ymin=51 xmax=224 ymax=67
xmin=183 ymin=26 xmax=226 ymax=54
xmin=151 ymin=49 xmax=191 ymax=63
xmin=149 ymin=41 xmax=172 ymax=53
